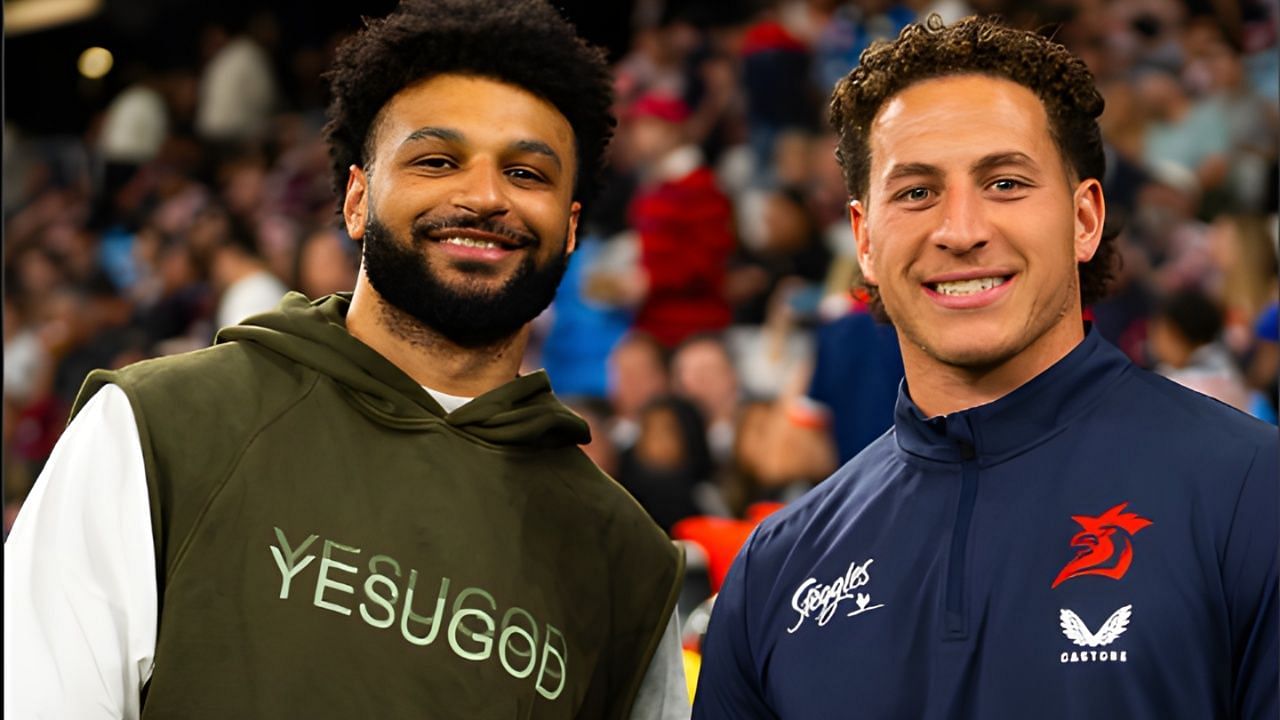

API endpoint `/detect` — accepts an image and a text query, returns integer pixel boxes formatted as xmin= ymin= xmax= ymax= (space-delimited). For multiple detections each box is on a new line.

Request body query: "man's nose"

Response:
xmin=930 ymin=185 xmax=990 ymax=254
xmin=450 ymin=162 xmax=509 ymax=218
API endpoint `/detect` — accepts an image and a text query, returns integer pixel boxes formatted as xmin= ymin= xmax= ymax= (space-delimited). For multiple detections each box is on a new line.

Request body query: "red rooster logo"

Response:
xmin=1051 ymin=503 xmax=1153 ymax=589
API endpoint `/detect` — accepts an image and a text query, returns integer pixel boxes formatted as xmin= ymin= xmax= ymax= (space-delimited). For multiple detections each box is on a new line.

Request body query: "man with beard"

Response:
xmin=3 ymin=2 xmax=687 ymax=718
xmin=693 ymin=15 xmax=1275 ymax=720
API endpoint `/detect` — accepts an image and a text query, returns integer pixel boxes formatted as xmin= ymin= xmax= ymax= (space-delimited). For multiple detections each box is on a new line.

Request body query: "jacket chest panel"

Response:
xmin=758 ymin=458 xmax=1228 ymax=717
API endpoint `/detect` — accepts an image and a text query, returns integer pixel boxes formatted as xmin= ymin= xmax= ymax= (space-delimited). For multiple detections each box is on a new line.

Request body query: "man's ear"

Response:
xmin=1073 ymin=178 xmax=1105 ymax=263
xmin=565 ymin=201 xmax=581 ymax=255
xmin=850 ymin=199 xmax=877 ymax=285
xmin=343 ymin=165 xmax=369 ymax=240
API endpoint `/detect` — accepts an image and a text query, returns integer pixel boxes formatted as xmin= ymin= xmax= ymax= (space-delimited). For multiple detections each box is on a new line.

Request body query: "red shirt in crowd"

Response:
xmin=629 ymin=165 xmax=735 ymax=347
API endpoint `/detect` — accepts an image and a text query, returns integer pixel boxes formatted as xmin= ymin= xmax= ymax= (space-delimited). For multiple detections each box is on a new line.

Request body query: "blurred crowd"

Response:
xmin=4 ymin=0 xmax=1278 ymax=569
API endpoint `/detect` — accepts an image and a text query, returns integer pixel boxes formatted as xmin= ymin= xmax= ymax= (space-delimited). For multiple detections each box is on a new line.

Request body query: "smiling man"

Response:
xmin=693 ymin=15 xmax=1276 ymax=719
xmin=4 ymin=1 xmax=687 ymax=718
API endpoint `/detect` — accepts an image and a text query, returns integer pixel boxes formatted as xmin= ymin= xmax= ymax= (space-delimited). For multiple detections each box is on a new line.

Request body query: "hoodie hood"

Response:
xmin=216 ymin=292 xmax=589 ymax=448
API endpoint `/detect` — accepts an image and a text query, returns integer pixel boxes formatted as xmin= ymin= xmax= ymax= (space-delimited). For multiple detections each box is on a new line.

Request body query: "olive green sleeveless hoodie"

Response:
xmin=71 ymin=292 xmax=683 ymax=719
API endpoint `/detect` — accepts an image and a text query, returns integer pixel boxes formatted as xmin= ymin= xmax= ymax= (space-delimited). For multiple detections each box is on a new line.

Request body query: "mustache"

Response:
xmin=411 ymin=215 xmax=538 ymax=248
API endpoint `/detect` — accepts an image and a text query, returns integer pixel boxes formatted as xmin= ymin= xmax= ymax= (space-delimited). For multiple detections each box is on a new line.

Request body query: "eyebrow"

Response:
xmin=401 ymin=126 xmax=463 ymax=146
xmin=400 ymin=127 xmax=563 ymax=172
xmin=970 ymin=151 xmax=1039 ymax=175
xmin=882 ymin=151 xmax=1040 ymax=186
xmin=511 ymin=139 xmax=562 ymax=172
xmin=884 ymin=162 xmax=942 ymax=184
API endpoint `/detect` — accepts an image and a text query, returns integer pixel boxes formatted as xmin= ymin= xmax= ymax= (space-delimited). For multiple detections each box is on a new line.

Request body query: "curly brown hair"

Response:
xmin=323 ymin=0 xmax=614 ymax=209
xmin=829 ymin=14 xmax=1117 ymax=308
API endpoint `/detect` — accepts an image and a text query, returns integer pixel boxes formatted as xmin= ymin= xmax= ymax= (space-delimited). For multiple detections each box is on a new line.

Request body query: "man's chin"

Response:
xmin=924 ymin=345 xmax=1017 ymax=373
xmin=903 ymin=325 xmax=1022 ymax=373
xmin=432 ymin=273 xmax=515 ymax=302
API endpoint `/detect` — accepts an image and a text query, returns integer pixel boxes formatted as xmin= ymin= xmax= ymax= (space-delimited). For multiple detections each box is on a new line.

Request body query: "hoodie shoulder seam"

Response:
xmin=164 ymin=371 xmax=323 ymax=582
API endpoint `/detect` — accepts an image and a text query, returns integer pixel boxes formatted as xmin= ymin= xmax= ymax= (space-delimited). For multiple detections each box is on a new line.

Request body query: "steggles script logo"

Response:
xmin=787 ymin=558 xmax=884 ymax=634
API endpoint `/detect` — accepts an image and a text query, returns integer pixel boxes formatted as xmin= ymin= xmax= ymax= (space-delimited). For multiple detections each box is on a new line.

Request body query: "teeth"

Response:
xmin=442 ymin=236 xmax=499 ymax=249
xmin=933 ymin=277 xmax=1006 ymax=296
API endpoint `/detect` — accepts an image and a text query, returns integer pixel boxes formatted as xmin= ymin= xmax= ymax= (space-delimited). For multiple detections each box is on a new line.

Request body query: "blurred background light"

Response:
xmin=3 ymin=0 xmax=102 ymax=36
xmin=77 ymin=46 xmax=113 ymax=79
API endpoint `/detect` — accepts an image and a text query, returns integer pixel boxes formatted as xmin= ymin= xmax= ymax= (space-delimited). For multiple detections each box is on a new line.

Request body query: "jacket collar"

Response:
xmin=893 ymin=327 xmax=1131 ymax=465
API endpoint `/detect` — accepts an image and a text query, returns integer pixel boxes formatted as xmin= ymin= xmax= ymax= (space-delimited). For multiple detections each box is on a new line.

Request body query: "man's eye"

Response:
xmin=991 ymin=179 xmax=1022 ymax=191
xmin=507 ymin=168 xmax=546 ymax=183
xmin=900 ymin=187 xmax=931 ymax=202
xmin=415 ymin=157 xmax=454 ymax=169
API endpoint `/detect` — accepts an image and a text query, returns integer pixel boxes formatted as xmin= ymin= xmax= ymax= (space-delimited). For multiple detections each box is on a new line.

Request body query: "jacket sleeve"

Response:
xmin=692 ymin=530 xmax=778 ymax=718
xmin=2 ymin=384 xmax=157 ymax=719
xmin=1226 ymin=441 xmax=1278 ymax=719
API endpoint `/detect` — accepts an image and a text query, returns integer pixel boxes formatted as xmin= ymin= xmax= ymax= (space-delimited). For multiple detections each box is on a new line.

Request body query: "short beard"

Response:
xmin=361 ymin=213 xmax=569 ymax=349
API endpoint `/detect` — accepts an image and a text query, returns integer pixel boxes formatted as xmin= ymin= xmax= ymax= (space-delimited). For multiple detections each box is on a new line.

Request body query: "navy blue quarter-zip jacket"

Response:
xmin=693 ymin=330 xmax=1277 ymax=719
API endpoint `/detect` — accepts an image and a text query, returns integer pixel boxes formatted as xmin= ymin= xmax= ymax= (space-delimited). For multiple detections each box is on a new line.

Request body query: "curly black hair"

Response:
xmin=829 ymin=14 xmax=1117 ymax=307
xmin=323 ymin=0 xmax=614 ymax=208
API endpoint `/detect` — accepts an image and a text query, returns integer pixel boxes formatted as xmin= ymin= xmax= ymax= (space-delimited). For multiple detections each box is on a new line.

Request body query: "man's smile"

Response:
xmin=920 ymin=269 xmax=1018 ymax=309
xmin=425 ymin=227 xmax=535 ymax=264
xmin=928 ymin=276 xmax=1008 ymax=295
